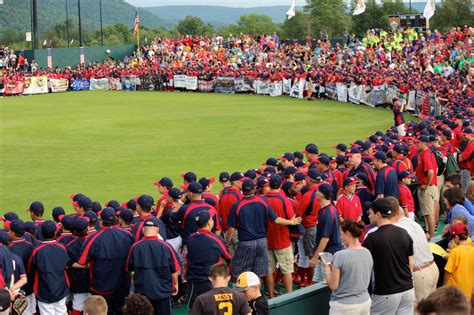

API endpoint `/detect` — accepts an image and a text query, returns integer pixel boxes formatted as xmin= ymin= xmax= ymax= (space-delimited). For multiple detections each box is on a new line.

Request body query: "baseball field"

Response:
xmin=0 ymin=91 xmax=395 ymax=217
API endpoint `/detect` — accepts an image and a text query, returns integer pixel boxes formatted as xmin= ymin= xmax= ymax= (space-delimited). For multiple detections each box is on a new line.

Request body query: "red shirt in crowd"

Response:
xmin=415 ymin=148 xmax=438 ymax=186
xmin=264 ymin=192 xmax=294 ymax=250
xmin=336 ymin=193 xmax=362 ymax=221
xmin=296 ymin=184 xmax=321 ymax=228
xmin=399 ymin=184 xmax=415 ymax=212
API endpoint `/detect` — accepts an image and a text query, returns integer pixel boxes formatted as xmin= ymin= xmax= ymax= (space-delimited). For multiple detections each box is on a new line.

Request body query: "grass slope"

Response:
xmin=0 ymin=91 xmax=393 ymax=218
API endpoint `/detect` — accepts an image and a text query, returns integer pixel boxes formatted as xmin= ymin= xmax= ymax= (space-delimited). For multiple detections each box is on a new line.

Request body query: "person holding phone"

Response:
xmin=321 ymin=219 xmax=373 ymax=315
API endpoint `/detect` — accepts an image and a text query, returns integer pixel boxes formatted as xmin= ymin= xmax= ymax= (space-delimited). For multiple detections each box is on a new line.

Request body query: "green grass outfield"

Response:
xmin=1 ymin=91 xmax=395 ymax=218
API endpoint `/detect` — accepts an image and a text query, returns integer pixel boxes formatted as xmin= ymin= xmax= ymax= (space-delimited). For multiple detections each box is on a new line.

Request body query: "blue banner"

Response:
xmin=121 ymin=76 xmax=137 ymax=91
xmin=71 ymin=80 xmax=90 ymax=91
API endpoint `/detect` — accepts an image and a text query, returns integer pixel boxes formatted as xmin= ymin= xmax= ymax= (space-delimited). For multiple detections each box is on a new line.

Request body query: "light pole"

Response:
xmin=78 ymin=0 xmax=83 ymax=47
xmin=99 ymin=0 xmax=104 ymax=45
xmin=66 ymin=0 xmax=70 ymax=47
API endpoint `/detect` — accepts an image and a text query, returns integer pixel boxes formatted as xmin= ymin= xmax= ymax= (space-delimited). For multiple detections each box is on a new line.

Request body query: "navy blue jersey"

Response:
xmin=356 ymin=186 xmax=375 ymax=225
xmin=27 ymin=241 xmax=70 ymax=303
xmin=375 ymin=166 xmax=400 ymax=199
xmin=56 ymin=232 xmax=76 ymax=247
xmin=0 ymin=245 xmax=14 ymax=288
xmin=186 ymin=230 xmax=231 ymax=284
xmin=11 ymin=253 xmax=26 ymax=286
xmin=23 ymin=233 xmax=38 ymax=246
xmin=160 ymin=206 xmax=182 ymax=239
xmin=316 ymin=205 xmax=344 ymax=254
xmin=79 ymin=226 xmax=134 ymax=294
xmin=348 ymin=162 xmax=376 ymax=192
xmin=33 ymin=220 xmax=46 ymax=242
xmin=66 ymin=236 xmax=90 ymax=294
xmin=132 ymin=214 xmax=167 ymax=242
xmin=9 ymin=239 xmax=34 ymax=295
xmin=126 ymin=236 xmax=181 ymax=300
xmin=226 ymin=195 xmax=278 ymax=242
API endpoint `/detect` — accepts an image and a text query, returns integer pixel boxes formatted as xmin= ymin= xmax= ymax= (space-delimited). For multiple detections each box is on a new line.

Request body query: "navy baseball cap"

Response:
xmin=188 ymin=182 xmax=204 ymax=194
xmin=418 ymin=135 xmax=430 ymax=143
xmin=41 ymin=220 xmax=57 ymax=238
xmin=307 ymin=169 xmax=322 ymax=181
xmin=269 ymin=174 xmax=282 ymax=189
xmin=195 ymin=211 xmax=211 ymax=228
xmin=283 ymin=166 xmax=298 ymax=176
xmin=294 ymin=160 xmax=307 ymax=168
xmin=10 ymin=219 xmax=25 ymax=236
xmin=263 ymin=167 xmax=276 ymax=174
xmin=370 ymin=198 xmax=393 ymax=217
xmin=52 ymin=207 xmax=65 ymax=222
xmin=355 ymin=173 xmax=369 ymax=183
xmin=92 ymin=201 xmax=103 ymax=213
xmin=392 ymin=143 xmax=406 ymax=154
xmin=256 ymin=176 xmax=270 ymax=188
xmin=199 ymin=177 xmax=216 ymax=188
xmin=117 ymin=208 xmax=134 ymax=223
xmin=398 ymin=170 xmax=415 ymax=180
xmin=143 ymin=216 xmax=161 ymax=228
xmin=455 ymin=113 xmax=464 ymax=119
xmin=168 ymin=187 xmax=183 ymax=199
xmin=243 ymin=170 xmax=257 ymax=180
xmin=136 ymin=195 xmax=154 ymax=209
xmin=345 ymin=148 xmax=361 ymax=156
xmin=335 ymin=155 xmax=346 ymax=164
xmin=100 ymin=207 xmax=117 ymax=223
xmin=303 ymin=144 xmax=319 ymax=155
xmin=441 ymin=129 xmax=453 ymax=139
xmin=462 ymin=127 xmax=473 ymax=135
xmin=219 ymin=172 xmax=230 ymax=182
xmin=318 ymin=183 xmax=333 ymax=199
xmin=279 ymin=152 xmax=295 ymax=161
xmin=368 ymin=135 xmax=379 ymax=144
xmin=293 ymin=151 xmax=304 ymax=160
xmin=153 ymin=177 xmax=173 ymax=189
xmin=360 ymin=142 xmax=373 ymax=151
xmin=242 ymin=179 xmax=256 ymax=193
xmin=25 ymin=221 xmax=37 ymax=234
xmin=316 ymin=156 xmax=330 ymax=165
xmin=374 ymin=151 xmax=387 ymax=162
xmin=1 ymin=212 xmax=19 ymax=222
xmin=230 ymin=172 xmax=245 ymax=182
xmin=61 ymin=215 xmax=75 ymax=231
xmin=70 ymin=193 xmax=85 ymax=201
xmin=343 ymin=177 xmax=360 ymax=187
xmin=74 ymin=217 xmax=89 ymax=232
xmin=281 ymin=181 xmax=295 ymax=194
xmin=332 ymin=143 xmax=347 ymax=151
xmin=28 ymin=201 xmax=44 ymax=215
xmin=262 ymin=158 xmax=278 ymax=167
xmin=181 ymin=171 xmax=197 ymax=182
xmin=105 ymin=200 xmax=121 ymax=210
xmin=123 ymin=199 xmax=136 ymax=211
xmin=0 ymin=231 xmax=12 ymax=245
xmin=294 ymin=172 xmax=306 ymax=182
xmin=74 ymin=196 xmax=92 ymax=209
xmin=84 ymin=211 xmax=98 ymax=224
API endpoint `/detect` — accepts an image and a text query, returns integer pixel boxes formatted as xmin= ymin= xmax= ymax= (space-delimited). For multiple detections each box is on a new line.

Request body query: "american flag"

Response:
xmin=133 ymin=8 xmax=139 ymax=35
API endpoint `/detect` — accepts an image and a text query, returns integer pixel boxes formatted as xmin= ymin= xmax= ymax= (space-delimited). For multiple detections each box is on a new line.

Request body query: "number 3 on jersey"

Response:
xmin=218 ymin=302 xmax=233 ymax=315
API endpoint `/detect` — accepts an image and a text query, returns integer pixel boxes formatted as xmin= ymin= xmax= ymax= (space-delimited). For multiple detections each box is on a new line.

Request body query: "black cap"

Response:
xmin=143 ymin=216 xmax=161 ymax=228
xmin=181 ymin=171 xmax=197 ymax=182
xmin=307 ymin=169 xmax=322 ymax=181
xmin=269 ymin=174 xmax=282 ymax=189
xmin=100 ymin=207 xmax=117 ymax=223
xmin=153 ymin=177 xmax=173 ymax=189
xmin=117 ymin=209 xmax=134 ymax=223
xmin=243 ymin=170 xmax=257 ymax=180
xmin=74 ymin=217 xmax=89 ymax=232
xmin=28 ymin=201 xmax=44 ymax=215
xmin=77 ymin=196 xmax=92 ymax=210
xmin=256 ymin=176 xmax=270 ymax=188
xmin=84 ymin=211 xmax=98 ymax=224
xmin=283 ymin=166 xmax=298 ymax=176
xmin=242 ymin=179 xmax=256 ymax=193
xmin=52 ymin=207 xmax=66 ymax=222
xmin=279 ymin=152 xmax=295 ymax=162
xmin=105 ymin=200 xmax=121 ymax=210
xmin=374 ymin=151 xmax=387 ymax=162
xmin=219 ymin=171 xmax=230 ymax=182
xmin=195 ymin=211 xmax=211 ymax=228
xmin=318 ymin=183 xmax=333 ymax=199
xmin=370 ymin=198 xmax=393 ymax=217
xmin=188 ymin=182 xmax=203 ymax=194
xmin=303 ymin=144 xmax=319 ymax=155
xmin=230 ymin=172 xmax=245 ymax=182
xmin=136 ymin=195 xmax=154 ymax=210
xmin=168 ymin=187 xmax=183 ymax=199
xmin=41 ymin=220 xmax=57 ymax=239
xmin=10 ymin=219 xmax=25 ymax=236
xmin=92 ymin=201 xmax=103 ymax=213
xmin=293 ymin=151 xmax=304 ymax=160
xmin=263 ymin=158 xmax=278 ymax=167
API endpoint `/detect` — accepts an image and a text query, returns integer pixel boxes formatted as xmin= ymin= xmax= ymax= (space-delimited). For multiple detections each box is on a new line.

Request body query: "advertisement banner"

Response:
xmin=49 ymin=78 xmax=69 ymax=93
xmin=256 ymin=80 xmax=270 ymax=95
xmin=269 ymin=81 xmax=283 ymax=97
xmin=415 ymin=90 xmax=427 ymax=116
xmin=173 ymin=75 xmax=186 ymax=88
xmin=326 ymin=83 xmax=337 ymax=100
xmin=185 ymin=76 xmax=198 ymax=90
xmin=214 ymin=77 xmax=235 ymax=94
xmin=71 ymin=80 xmax=90 ymax=91
xmin=370 ymin=85 xmax=386 ymax=106
xmin=283 ymin=79 xmax=292 ymax=95
xmin=198 ymin=80 xmax=215 ymax=92
xmin=4 ymin=81 xmax=25 ymax=95
xmin=406 ymin=90 xmax=416 ymax=111
xmin=89 ymin=78 xmax=109 ymax=90
xmin=348 ymin=84 xmax=362 ymax=104
xmin=360 ymin=87 xmax=374 ymax=108
xmin=22 ymin=76 xmax=48 ymax=95
xmin=108 ymin=77 xmax=122 ymax=91
xmin=234 ymin=77 xmax=255 ymax=93
xmin=336 ymin=83 xmax=348 ymax=102
xmin=385 ymin=85 xmax=399 ymax=105
xmin=121 ymin=75 xmax=137 ymax=91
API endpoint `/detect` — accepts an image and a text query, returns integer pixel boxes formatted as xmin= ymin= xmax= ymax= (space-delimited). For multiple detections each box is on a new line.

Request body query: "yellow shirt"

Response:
xmin=445 ymin=244 xmax=474 ymax=301
xmin=452 ymin=237 xmax=472 ymax=249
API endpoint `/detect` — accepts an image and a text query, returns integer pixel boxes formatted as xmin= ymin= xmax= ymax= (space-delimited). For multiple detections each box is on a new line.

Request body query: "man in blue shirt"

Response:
xmin=226 ymin=179 xmax=301 ymax=282
xmin=127 ymin=216 xmax=180 ymax=315
xmin=374 ymin=151 xmax=400 ymax=199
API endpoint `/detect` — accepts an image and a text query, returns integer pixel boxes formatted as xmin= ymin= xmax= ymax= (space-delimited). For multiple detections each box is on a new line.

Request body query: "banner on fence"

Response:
xmin=370 ymin=85 xmax=386 ymax=106
xmin=415 ymin=90 xmax=427 ymax=116
xmin=89 ymin=78 xmax=109 ymax=91
xmin=256 ymin=80 xmax=270 ymax=95
xmin=4 ymin=81 xmax=25 ymax=95
xmin=406 ymin=91 xmax=416 ymax=111
xmin=198 ymin=80 xmax=215 ymax=92
xmin=173 ymin=75 xmax=186 ymax=89
xmin=185 ymin=76 xmax=198 ymax=90
xmin=234 ymin=77 xmax=255 ymax=93
xmin=359 ymin=87 xmax=374 ymax=108
xmin=214 ymin=77 xmax=235 ymax=94
xmin=108 ymin=77 xmax=122 ymax=91
xmin=385 ymin=85 xmax=399 ymax=105
xmin=22 ymin=76 xmax=48 ymax=95
xmin=326 ymin=83 xmax=337 ymax=100
xmin=121 ymin=75 xmax=137 ymax=91
xmin=336 ymin=83 xmax=348 ymax=102
xmin=348 ymin=84 xmax=362 ymax=104
xmin=269 ymin=81 xmax=283 ymax=97
xmin=49 ymin=78 xmax=69 ymax=93
xmin=283 ymin=79 xmax=292 ymax=95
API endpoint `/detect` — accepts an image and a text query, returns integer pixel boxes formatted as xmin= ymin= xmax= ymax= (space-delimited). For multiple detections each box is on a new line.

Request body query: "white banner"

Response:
xmin=173 ymin=75 xmax=186 ymax=88
xmin=348 ymin=84 xmax=362 ymax=104
xmin=256 ymin=80 xmax=270 ymax=95
xmin=185 ymin=76 xmax=198 ymax=90
xmin=337 ymin=83 xmax=348 ymax=102
xmin=298 ymin=79 xmax=305 ymax=99
xmin=406 ymin=90 xmax=416 ymax=111
xmin=22 ymin=76 xmax=48 ymax=95
xmin=360 ymin=87 xmax=375 ymax=108
xmin=108 ymin=77 xmax=122 ymax=90
xmin=49 ymin=78 xmax=69 ymax=93
xmin=269 ymin=81 xmax=283 ymax=97
xmin=89 ymin=78 xmax=109 ymax=90
xmin=283 ymin=79 xmax=292 ymax=95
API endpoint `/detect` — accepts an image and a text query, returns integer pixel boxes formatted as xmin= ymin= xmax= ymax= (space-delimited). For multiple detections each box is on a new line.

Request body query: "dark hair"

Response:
xmin=443 ymin=187 xmax=465 ymax=207
xmin=209 ymin=263 xmax=230 ymax=279
xmin=416 ymin=287 xmax=470 ymax=315
xmin=445 ymin=173 xmax=461 ymax=187
xmin=123 ymin=294 xmax=153 ymax=315
xmin=385 ymin=196 xmax=401 ymax=218
xmin=340 ymin=219 xmax=365 ymax=238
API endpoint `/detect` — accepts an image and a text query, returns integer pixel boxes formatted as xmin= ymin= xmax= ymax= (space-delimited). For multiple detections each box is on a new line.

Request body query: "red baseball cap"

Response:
xmin=449 ymin=222 xmax=468 ymax=239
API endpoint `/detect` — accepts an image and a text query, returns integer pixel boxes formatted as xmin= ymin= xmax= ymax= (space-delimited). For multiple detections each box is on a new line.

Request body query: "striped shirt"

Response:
xmin=395 ymin=217 xmax=433 ymax=268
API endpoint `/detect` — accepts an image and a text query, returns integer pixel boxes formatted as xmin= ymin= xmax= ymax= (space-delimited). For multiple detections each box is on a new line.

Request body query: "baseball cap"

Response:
xmin=318 ymin=183 xmax=333 ymax=199
xmin=84 ymin=211 xmax=98 ymax=224
xmin=279 ymin=152 xmax=295 ymax=161
xmin=135 ymin=195 xmax=154 ymax=209
xmin=100 ymin=207 xmax=117 ymax=223
xmin=374 ymin=151 xmax=387 ymax=162
xmin=235 ymin=271 xmax=260 ymax=291
xmin=219 ymin=172 xmax=230 ymax=182
xmin=281 ymin=181 xmax=295 ymax=194
xmin=181 ymin=171 xmax=197 ymax=182
xmin=61 ymin=215 xmax=76 ymax=231
xmin=25 ymin=221 xmax=37 ymax=234
xmin=306 ymin=169 xmax=322 ymax=182
xmin=10 ymin=219 xmax=25 ymax=236
xmin=195 ymin=211 xmax=211 ymax=228
xmin=168 ymin=187 xmax=183 ymax=199
xmin=70 ymin=193 xmax=85 ymax=201
xmin=1 ymin=212 xmax=19 ymax=223
xmin=74 ymin=217 xmax=89 ymax=232
xmin=52 ymin=207 xmax=66 ymax=222
xmin=41 ymin=220 xmax=58 ymax=238
xmin=417 ymin=135 xmax=430 ymax=143
xmin=360 ymin=141 xmax=373 ymax=151
xmin=105 ymin=200 xmax=121 ymax=210
xmin=449 ymin=222 xmax=468 ymax=239
xmin=262 ymin=158 xmax=278 ymax=167
xmin=269 ymin=174 xmax=282 ymax=189
xmin=117 ymin=208 xmax=134 ymax=223
xmin=455 ymin=113 xmax=464 ymax=120
xmin=354 ymin=172 xmax=368 ymax=183
xmin=143 ymin=216 xmax=161 ymax=228
xmin=123 ymin=199 xmax=137 ymax=211
xmin=256 ymin=176 xmax=270 ymax=188
xmin=293 ymin=151 xmax=304 ymax=160
xmin=392 ymin=143 xmax=406 ymax=154
xmin=242 ymin=179 xmax=256 ymax=193
xmin=92 ymin=201 xmax=103 ymax=213
xmin=343 ymin=177 xmax=360 ymax=187
xmin=283 ymin=166 xmax=298 ymax=176
xmin=294 ymin=160 xmax=307 ymax=168
xmin=230 ymin=172 xmax=245 ymax=182
xmin=368 ymin=135 xmax=379 ymax=144
xmin=370 ymin=198 xmax=393 ymax=217
xmin=441 ymin=129 xmax=453 ymax=139
xmin=153 ymin=177 xmax=173 ymax=189
xmin=28 ymin=201 xmax=44 ymax=215
xmin=332 ymin=143 xmax=347 ymax=151
xmin=316 ymin=156 xmax=330 ymax=165
xmin=199 ymin=177 xmax=216 ymax=188
xmin=0 ymin=231 xmax=12 ymax=246
xmin=398 ymin=170 xmax=415 ymax=180
xmin=345 ymin=147 xmax=361 ymax=156
xmin=0 ymin=289 xmax=10 ymax=312
xmin=243 ymin=170 xmax=257 ymax=180
xmin=74 ymin=196 xmax=92 ymax=209
xmin=188 ymin=182 xmax=204 ymax=194
xmin=263 ymin=167 xmax=276 ymax=174
xmin=303 ymin=144 xmax=319 ymax=155
xmin=462 ymin=127 xmax=473 ymax=135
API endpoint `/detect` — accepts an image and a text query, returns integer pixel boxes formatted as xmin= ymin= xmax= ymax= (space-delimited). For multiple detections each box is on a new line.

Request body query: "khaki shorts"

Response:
xmin=418 ymin=185 xmax=437 ymax=216
xmin=268 ymin=246 xmax=294 ymax=274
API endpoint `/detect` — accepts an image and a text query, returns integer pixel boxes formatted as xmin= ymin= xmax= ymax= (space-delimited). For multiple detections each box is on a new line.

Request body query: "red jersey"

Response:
xmin=399 ymin=184 xmax=415 ymax=212
xmin=264 ymin=192 xmax=294 ymax=250
xmin=336 ymin=193 xmax=362 ymax=221
xmin=460 ymin=142 xmax=474 ymax=176
xmin=392 ymin=157 xmax=413 ymax=173
xmin=203 ymin=192 xmax=219 ymax=211
xmin=218 ymin=188 xmax=242 ymax=232
xmin=296 ymin=184 xmax=321 ymax=228
xmin=415 ymin=148 xmax=438 ymax=186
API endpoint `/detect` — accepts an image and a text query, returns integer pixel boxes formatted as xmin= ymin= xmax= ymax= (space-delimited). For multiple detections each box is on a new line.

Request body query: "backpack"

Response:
xmin=431 ymin=147 xmax=447 ymax=176
xmin=445 ymin=151 xmax=460 ymax=176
